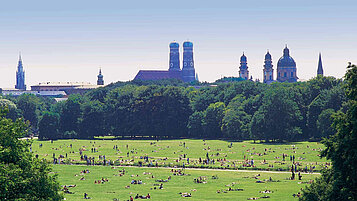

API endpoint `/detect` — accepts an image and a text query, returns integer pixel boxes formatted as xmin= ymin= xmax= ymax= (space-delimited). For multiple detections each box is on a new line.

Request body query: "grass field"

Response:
xmin=32 ymin=139 xmax=329 ymax=172
xmin=53 ymin=165 xmax=318 ymax=201
xmin=31 ymin=139 xmax=327 ymax=200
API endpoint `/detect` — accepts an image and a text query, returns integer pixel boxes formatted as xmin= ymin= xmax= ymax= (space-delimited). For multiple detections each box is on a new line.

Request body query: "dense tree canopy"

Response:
xmin=0 ymin=107 xmax=62 ymax=200
xmin=301 ymin=64 xmax=357 ymax=200
xmin=0 ymin=74 xmax=346 ymax=141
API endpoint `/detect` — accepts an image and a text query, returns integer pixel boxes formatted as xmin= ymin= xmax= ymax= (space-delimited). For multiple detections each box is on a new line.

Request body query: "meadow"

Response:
xmin=31 ymin=139 xmax=327 ymax=200
xmin=52 ymin=165 xmax=318 ymax=201
xmin=32 ymin=139 xmax=329 ymax=172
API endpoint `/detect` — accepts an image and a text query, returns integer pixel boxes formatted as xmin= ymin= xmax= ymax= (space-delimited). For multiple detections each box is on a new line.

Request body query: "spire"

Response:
xmin=97 ymin=68 xmax=104 ymax=85
xmin=15 ymin=53 xmax=26 ymax=90
xmin=283 ymin=45 xmax=290 ymax=56
xmin=317 ymin=53 xmax=324 ymax=76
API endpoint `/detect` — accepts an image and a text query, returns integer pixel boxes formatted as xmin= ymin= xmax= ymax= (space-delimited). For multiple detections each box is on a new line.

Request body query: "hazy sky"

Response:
xmin=0 ymin=0 xmax=356 ymax=88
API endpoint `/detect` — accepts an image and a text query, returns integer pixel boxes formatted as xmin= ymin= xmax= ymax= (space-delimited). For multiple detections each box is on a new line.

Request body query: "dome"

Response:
xmin=169 ymin=41 xmax=179 ymax=48
xmin=240 ymin=53 xmax=247 ymax=62
xmin=277 ymin=46 xmax=296 ymax=68
xmin=183 ymin=41 xmax=193 ymax=47
xmin=265 ymin=51 xmax=272 ymax=60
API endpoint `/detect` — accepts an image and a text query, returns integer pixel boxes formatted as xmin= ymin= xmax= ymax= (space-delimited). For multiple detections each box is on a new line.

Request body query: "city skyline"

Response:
xmin=0 ymin=0 xmax=356 ymax=88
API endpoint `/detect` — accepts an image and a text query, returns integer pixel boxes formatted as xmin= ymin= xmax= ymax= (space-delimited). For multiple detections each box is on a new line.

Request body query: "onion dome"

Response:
xmin=97 ymin=69 xmax=103 ymax=78
xmin=183 ymin=41 xmax=193 ymax=47
xmin=169 ymin=41 xmax=179 ymax=48
xmin=265 ymin=51 xmax=272 ymax=60
xmin=240 ymin=53 xmax=247 ymax=62
xmin=277 ymin=46 xmax=296 ymax=68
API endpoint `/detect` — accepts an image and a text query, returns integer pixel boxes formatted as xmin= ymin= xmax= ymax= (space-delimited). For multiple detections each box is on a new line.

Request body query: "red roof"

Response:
xmin=134 ymin=70 xmax=183 ymax=81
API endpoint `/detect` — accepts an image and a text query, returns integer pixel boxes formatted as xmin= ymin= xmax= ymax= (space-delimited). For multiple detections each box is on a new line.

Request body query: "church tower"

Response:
xmin=277 ymin=45 xmax=298 ymax=83
xmin=97 ymin=68 xmax=104 ymax=85
xmin=263 ymin=51 xmax=274 ymax=84
xmin=239 ymin=53 xmax=249 ymax=80
xmin=15 ymin=54 xmax=26 ymax=90
xmin=317 ymin=53 xmax=324 ymax=76
xmin=169 ymin=41 xmax=180 ymax=71
xmin=182 ymin=41 xmax=195 ymax=82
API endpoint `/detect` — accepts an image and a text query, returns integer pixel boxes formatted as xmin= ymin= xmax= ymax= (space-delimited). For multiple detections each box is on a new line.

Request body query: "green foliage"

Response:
xmin=0 ymin=107 xmax=63 ymax=200
xmin=79 ymin=100 xmax=106 ymax=139
xmin=16 ymin=94 xmax=42 ymax=128
xmin=251 ymin=85 xmax=303 ymax=141
xmin=1 ymin=73 xmax=346 ymax=141
xmin=301 ymin=64 xmax=357 ymax=200
xmin=202 ymin=102 xmax=226 ymax=138
xmin=316 ymin=109 xmax=336 ymax=138
xmin=0 ymin=98 xmax=22 ymax=121
xmin=39 ymin=112 xmax=60 ymax=140
xmin=59 ymin=95 xmax=83 ymax=134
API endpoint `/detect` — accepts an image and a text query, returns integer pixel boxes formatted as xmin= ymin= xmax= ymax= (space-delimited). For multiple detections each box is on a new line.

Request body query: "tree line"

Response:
xmin=0 ymin=75 xmax=346 ymax=141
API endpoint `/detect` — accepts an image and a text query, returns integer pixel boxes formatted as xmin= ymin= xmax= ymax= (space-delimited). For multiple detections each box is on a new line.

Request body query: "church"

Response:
xmin=239 ymin=46 xmax=324 ymax=83
xmin=134 ymin=41 xmax=197 ymax=82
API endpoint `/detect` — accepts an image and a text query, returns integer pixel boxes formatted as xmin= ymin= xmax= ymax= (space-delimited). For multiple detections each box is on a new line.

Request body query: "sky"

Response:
xmin=0 ymin=0 xmax=356 ymax=88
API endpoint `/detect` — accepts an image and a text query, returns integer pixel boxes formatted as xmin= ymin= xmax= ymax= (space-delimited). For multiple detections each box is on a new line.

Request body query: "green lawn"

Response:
xmin=32 ymin=139 xmax=329 ymax=172
xmin=53 ymin=165 xmax=318 ymax=201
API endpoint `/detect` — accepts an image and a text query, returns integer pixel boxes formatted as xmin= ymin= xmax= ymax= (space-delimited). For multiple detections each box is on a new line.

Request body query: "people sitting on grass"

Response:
xmin=259 ymin=189 xmax=273 ymax=193
xmin=81 ymin=169 xmax=90 ymax=174
xmin=155 ymin=178 xmax=169 ymax=182
xmin=84 ymin=193 xmax=91 ymax=199
xmin=95 ymin=178 xmax=109 ymax=184
xmin=180 ymin=192 xmax=192 ymax=197
xmin=193 ymin=176 xmax=207 ymax=184
xmin=134 ymin=193 xmax=151 ymax=199
xmin=131 ymin=179 xmax=143 ymax=184
xmin=292 ymin=192 xmax=301 ymax=198
xmin=227 ymin=187 xmax=244 ymax=191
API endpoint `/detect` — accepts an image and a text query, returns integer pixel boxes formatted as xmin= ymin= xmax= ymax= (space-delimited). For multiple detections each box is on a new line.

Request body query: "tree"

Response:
xmin=16 ymin=94 xmax=41 ymax=128
xmin=221 ymin=108 xmax=250 ymax=139
xmin=162 ymin=87 xmax=192 ymax=138
xmin=202 ymin=102 xmax=225 ymax=138
xmin=0 ymin=107 xmax=63 ymax=200
xmin=59 ymin=95 xmax=82 ymax=134
xmin=79 ymin=100 xmax=105 ymax=139
xmin=301 ymin=64 xmax=357 ymax=200
xmin=221 ymin=95 xmax=251 ymax=139
xmin=187 ymin=111 xmax=204 ymax=138
xmin=250 ymin=85 xmax=302 ymax=141
xmin=38 ymin=112 xmax=60 ymax=140
xmin=316 ymin=109 xmax=336 ymax=138
xmin=0 ymin=99 xmax=22 ymax=121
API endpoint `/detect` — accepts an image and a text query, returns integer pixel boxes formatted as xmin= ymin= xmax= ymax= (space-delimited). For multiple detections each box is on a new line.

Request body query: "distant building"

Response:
xmin=317 ymin=53 xmax=324 ymax=76
xmin=182 ymin=41 xmax=195 ymax=82
xmin=134 ymin=41 xmax=196 ymax=82
xmin=277 ymin=45 xmax=298 ymax=83
xmin=31 ymin=82 xmax=101 ymax=95
xmin=239 ymin=53 xmax=249 ymax=80
xmin=169 ymin=41 xmax=181 ymax=71
xmin=15 ymin=54 xmax=26 ymax=90
xmin=1 ymin=89 xmax=66 ymax=97
xmin=263 ymin=51 xmax=274 ymax=84
xmin=97 ymin=68 xmax=104 ymax=85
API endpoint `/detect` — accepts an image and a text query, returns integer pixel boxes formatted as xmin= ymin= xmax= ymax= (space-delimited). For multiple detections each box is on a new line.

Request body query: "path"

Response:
xmin=56 ymin=163 xmax=321 ymax=175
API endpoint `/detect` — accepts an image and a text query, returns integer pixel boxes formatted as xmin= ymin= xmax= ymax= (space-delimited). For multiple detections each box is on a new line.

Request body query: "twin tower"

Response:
xmin=134 ymin=41 xmax=196 ymax=82
xmin=168 ymin=41 xmax=195 ymax=82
